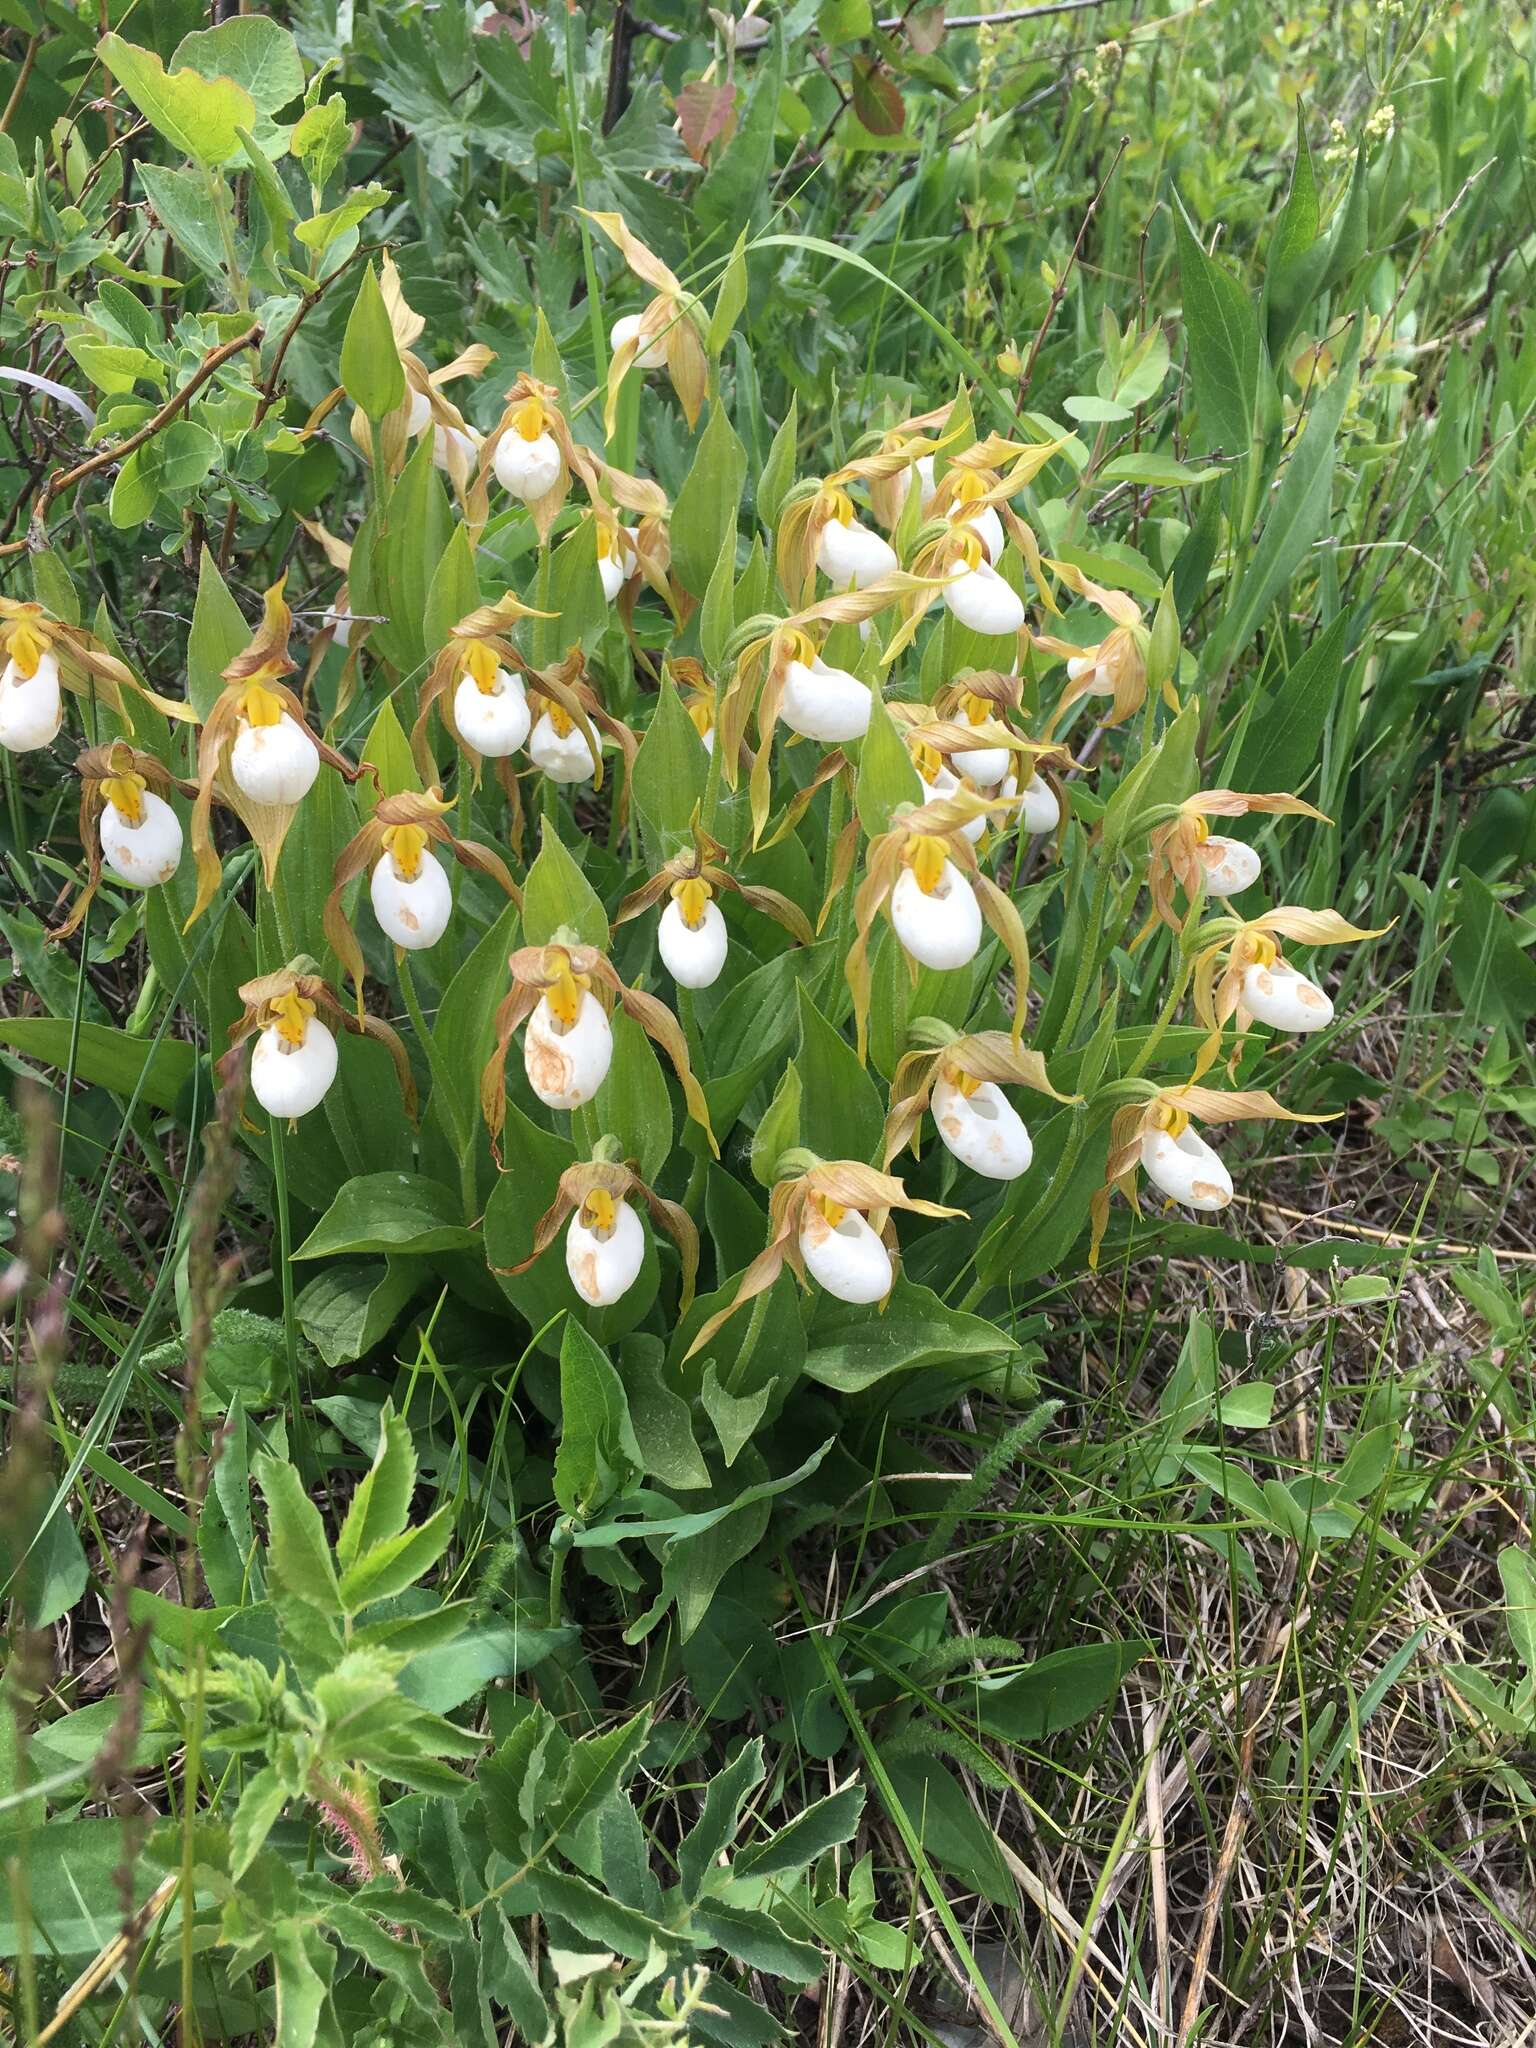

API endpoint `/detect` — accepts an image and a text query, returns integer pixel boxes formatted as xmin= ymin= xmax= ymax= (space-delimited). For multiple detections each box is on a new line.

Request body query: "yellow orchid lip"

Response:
xmin=7 ymin=621 xmax=48 ymax=678
xmin=101 ymin=771 xmax=147 ymax=825
xmin=673 ymin=875 xmax=712 ymax=929
xmin=945 ymin=1062 xmax=983 ymax=1098
xmin=952 ymin=470 xmax=988 ymax=505
xmin=906 ymin=833 xmax=949 ymax=895
xmin=782 ymin=628 xmax=817 ymax=667
xmin=1150 ymin=1101 xmax=1190 ymax=1138
xmin=512 ymin=396 xmax=546 ymax=442
xmin=383 ymin=821 xmax=429 ymax=880
xmin=1246 ymin=932 xmax=1280 ymax=969
xmin=269 ymin=989 xmax=316 ymax=1047
xmin=547 ymin=959 xmax=589 ymax=1029
xmin=814 ymin=1192 xmax=846 ymax=1227
xmin=959 ymin=689 xmax=991 ymax=726
xmin=241 ymin=676 xmax=287 ymax=727
xmin=822 ymin=485 xmax=855 ymax=526
xmin=544 ymin=700 xmax=575 ymax=738
xmin=582 ymin=1187 xmax=618 ymax=1233
xmin=685 ymin=696 xmax=714 ymax=739
xmin=464 ymin=640 xmax=500 ymax=693
xmin=911 ymin=740 xmax=943 ymax=782
xmin=955 ymin=529 xmax=985 ymax=571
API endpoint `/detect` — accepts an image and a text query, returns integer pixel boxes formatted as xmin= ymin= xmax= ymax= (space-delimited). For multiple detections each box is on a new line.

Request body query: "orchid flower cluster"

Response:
xmin=11 ymin=223 xmax=1385 ymax=1324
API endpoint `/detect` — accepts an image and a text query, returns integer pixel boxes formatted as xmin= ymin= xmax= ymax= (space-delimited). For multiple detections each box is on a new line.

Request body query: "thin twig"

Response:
xmin=9 ymin=326 xmax=262 ymax=553
xmin=1015 ymin=135 xmax=1128 ymax=407
xmin=879 ymin=0 xmax=1113 ymax=26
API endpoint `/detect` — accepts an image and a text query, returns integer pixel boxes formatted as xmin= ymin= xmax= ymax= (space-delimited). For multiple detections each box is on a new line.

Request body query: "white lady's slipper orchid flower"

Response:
xmin=250 ymin=990 xmax=339 ymax=1121
xmin=405 ymin=388 xmax=434 ymax=437
xmin=529 ymin=700 xmax=601 ymax=783
xmin=1201 ymin=835 xmax=1262 ymax=897
xmin=815 ymin=493 xmax=899 ymax=588
xmin=229 ymin=680 xmax=320 ymax=806
xmin=944 ymin=471 xmax=1005 ymax=564
xmin=492 ymin=395 xmax=562 ymax=502
xmin=889 ymin=834 xmax=983 ymax=970
xmin=1240 ymin=959 xmax=1333 ymax=1034
xmin=453 ymin=641 xmax=530 ymax=757
xmin=98 ymin=771 xmax=182 ymax=889
xmin=932 ymin=1072 xmax=1033 ymax=1180
xmin=780 ymin=652 xmax=871 ymax=744
xmin=0 ymin=635 xmax=63 ymax=753
xmin=524 ymin=962 xmax=614 ymax=1109
xmin=596 ymin=525 xmax=639 ymax=602
xmin=610 ymin=311 xmax=668 ymax=372
xmin=942 ymin=544 xmax=1026 ymax=637
xmin=369 ymin=824 xmax=453 ymax=951
xmin=1008 ymin=770 xmax=1060 ymax=835
xmin=1140 ymin=1120 xmax=1233 ymax=1213
xmin=433 ymin=423 xmax=479 ymax=472
xmin=658 ymin=876 xmax=729 ymax=989
xmin=565 ymin=1186 xmax=647 ymax=1305
xmin=914 ymin=455 xmax=938 ymax=511
xmin=912 ymin=744 xmax=983 ymax=843
xmin=798 ymin=1195 xmax=893 ymax=1304
xmin=949 ymin=690 xmax=1012 ymax=785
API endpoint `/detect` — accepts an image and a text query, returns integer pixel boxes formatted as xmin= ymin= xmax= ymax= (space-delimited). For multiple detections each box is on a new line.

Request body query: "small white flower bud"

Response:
xmin=100 ymin=791 xmax=182 ymax=888
xmin=229 ymin=713 xmax=320 ymax=806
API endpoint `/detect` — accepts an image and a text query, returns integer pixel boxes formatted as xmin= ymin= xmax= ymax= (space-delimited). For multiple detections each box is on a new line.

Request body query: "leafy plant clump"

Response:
xmin=2 ymin=3 xmax=1533 ymax=2043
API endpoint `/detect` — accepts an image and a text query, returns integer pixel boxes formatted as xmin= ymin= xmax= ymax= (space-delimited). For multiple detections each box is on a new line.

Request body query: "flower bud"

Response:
xmin=230 ymin=712 xmax=320 ymax=806
xmin=890 ymin=848 xmax=982 ymax=970
xmin=524 ymin=988 xmax=613 ymax=1109
xmin=250 ymin=1011 xmax=339 ymax=1120
xmin=100 ymin=790 xmax=182 ymax=889
xmin=1241 ymin=960 xmax=1333 ymax=1034
xmin=1201 ymin=836 xmax=1261 ymax=896
xmin=454 ymin=667 xmax=530 ymax=756
xmin=914 ymin=455 xmax=938 ymax=511
xmin=597 ymin=527 xmax=638 ymax=602
xmin=798 ymin=1200 xmax=893 ymax=1304
xmin=780 ymin=656 xmax=871 ymax=744
xmin=816 ymin=515 xmax=898 ymax=588
xmin=611 ymin=312 xmax=668 ymax=372
xmin=932 ymin=1074 xmax=1033 ymax=1180
xmin=370 ymin=844 xmax=453 ymax=951
xmin=566 ymin=1191 xmax=647 ymax=1305
xmin=529 ymin=707 xmax=600 ymax=784
xmin=0 ymin=648 xmax=63 ymax=753
xmin=1140 ymin=1124 xmax=1232 ymax=1212
xmin=658 ymin=883 xmax=728 ymax=989
xmin=942 ymin=559 xmax=1025 ymax=636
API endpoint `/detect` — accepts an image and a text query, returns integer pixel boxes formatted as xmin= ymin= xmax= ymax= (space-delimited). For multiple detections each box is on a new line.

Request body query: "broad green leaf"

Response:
xmin=554 ymin=1320 xmax=644 ymax=1519
xmin=341 ymin=263 xmax=406 ymax=422
xmin=521 ymin=815 xmax=610 ymax=947
xmin=856 ymin=689 xmax=922 ymax=837
xmin=0 ymin=1017 xmax=196 ymax=1112
xmin=98 ymin=34 xmax=256 ymax=167
xmin=805 ymin=1278 xmax=1014 ymax=1392
xmin=1263 ymin=103 xmax=1328 ymax=357
xmin=336 ymin=1409 xmax=415 ymax=1573
xmin=187 ymin=544 xmax=251 ymax=718
xmin=632 ymin=678 xmax=710 ymax=859
xmin=1499 ymin=1546 xmax=1536 ymax=1680
xmin=108 ymin=421 xmax=219 ymax=527
xmin=736 ymin=1781 xmax=864 ymax=1879
xmin=1173 ymin=193 xmax=1262 ymax=461
xmin=881 ymin=1757 xmax=1012 ymax=1905
xmin=794 ymin=985 xmax=883 ymax=1164
xmin=694 ymin=1900 xmax=822 ymax=1982
xmin=253 ymin=1453 xmax=341 ymax=1614
xmin=672 ymin=398 xmax=747 ymax=600
xmin=591 ymin=1005 xmax=673 ymax=1184
xmin=293 ymin=1174 xmax=480 ymax=1259
xmin=967 ymin=1640 xmax=1145 ymax=1742
xmin=359 ymin=697 xmax=419 ymax=806
xmin=1229 ymin=611 xmax=1349 ymax=796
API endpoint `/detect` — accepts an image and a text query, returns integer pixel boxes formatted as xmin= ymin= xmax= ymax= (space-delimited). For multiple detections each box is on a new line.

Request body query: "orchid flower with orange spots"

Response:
xmin=882 ymin=1025 xmax=1075 ymax=1178
xmin=480 ymin=940 xmax=716 ymax=1158
xmin=1191 ymin=905 xmax=1388 ymax=1046
xmin=53 ymin=741 xmax=198 ymax=940
xmin=1034 ymin=564 xmax=1151 ymax=727
xmin=1145 ymin=789 xmax=1331 ymax=929
xmin=497 ymin=1151 xmax=699 ymax=1311
xmin=220 ymin=964 xmax=415 ymax=1127
xmin=683 ymin=1157 xmax=964 ymax=1357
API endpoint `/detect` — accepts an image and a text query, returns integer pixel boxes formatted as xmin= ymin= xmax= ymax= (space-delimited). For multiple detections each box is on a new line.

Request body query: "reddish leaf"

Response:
xmin=677 ymin=80 xmax=738 ymax=164
xmin=906 ymin=5 xmax=947 ymax=55
xmin=850 ymin=58 xmax=905 ymax=137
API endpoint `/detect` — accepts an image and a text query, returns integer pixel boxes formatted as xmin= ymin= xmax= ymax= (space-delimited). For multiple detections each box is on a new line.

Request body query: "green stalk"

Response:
xmin=1050 ymin=859 xmax=1113 ymax=1051
xmin=269 ymin=1115 xmax=306 ymax=1475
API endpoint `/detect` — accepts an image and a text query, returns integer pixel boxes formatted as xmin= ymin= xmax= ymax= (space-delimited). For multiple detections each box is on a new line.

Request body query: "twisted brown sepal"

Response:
xmin=497 ymin=1156 xmax=700 ymax=1312
xmin=478 ymin=942 xmax=718 ymax=1162
xmin=682 ymin=1160 xmax=964 ymax=1362
xmin=1145 ymin=789 xmax=1331 ymax=932
xmin=219 ymin=965 xmax=418 ymax=1126
xmin=51 ymin=740 xmax=198 ymax=943
xmin=322 ymin=787 xmax=522 ymax=1013
xmin=579 ymin=210 xmax=709 ymax=437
